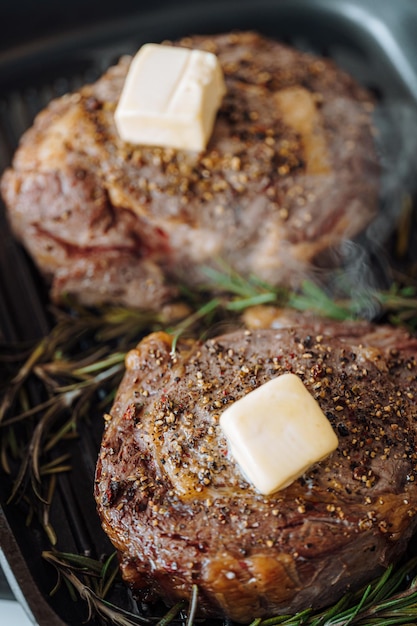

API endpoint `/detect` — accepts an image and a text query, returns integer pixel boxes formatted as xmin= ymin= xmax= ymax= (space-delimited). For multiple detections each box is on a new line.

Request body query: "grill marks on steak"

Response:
xmin=1 ymin=32 xmax=379 ymax=309
xmin=95 ymin=321 xmax=417 ymax=622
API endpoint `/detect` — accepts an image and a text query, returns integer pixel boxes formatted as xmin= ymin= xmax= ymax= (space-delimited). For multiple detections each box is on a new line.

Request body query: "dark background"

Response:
xmin=0 ymin=0 xmax=177 ymax=52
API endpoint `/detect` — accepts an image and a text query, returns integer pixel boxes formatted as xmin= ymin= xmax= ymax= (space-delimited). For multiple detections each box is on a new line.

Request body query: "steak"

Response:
xmin=1 ymin=32 xmax=379 ymax=311
xmin=95 ymin=318 xmax=417 ymax=622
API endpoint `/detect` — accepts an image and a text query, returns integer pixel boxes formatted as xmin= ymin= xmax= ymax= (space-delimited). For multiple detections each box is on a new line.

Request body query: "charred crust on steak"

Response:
xmin=1 ymin=31 xmax=379 ymax=310
xmin=95 ymin=321 xmax=417 ymax=622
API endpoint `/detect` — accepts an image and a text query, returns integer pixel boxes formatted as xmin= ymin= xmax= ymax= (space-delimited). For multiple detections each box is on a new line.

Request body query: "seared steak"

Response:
xmin=95 ymin=319 xmax=417 ymax=622
xmin=1 ymin=32 xmax=379 ymax=310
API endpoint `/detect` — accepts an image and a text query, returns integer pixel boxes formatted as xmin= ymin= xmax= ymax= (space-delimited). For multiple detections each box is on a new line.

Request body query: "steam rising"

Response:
xmin=317 ymin=101 xmax=417 ymax=321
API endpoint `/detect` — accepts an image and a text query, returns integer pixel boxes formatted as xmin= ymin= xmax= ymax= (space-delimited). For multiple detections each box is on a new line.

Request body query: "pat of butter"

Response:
xmin=114 ymin=43 xmax=226 ymax=151
xmin=220 ymin=373 xmax=338 ymax=495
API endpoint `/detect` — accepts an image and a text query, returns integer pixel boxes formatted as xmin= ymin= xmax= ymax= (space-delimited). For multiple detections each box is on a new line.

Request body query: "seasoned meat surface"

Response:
xmin=95 ymin=319 xmax=417 ymax=622
xmin=1 ymin=32 xmax=379 ymax=310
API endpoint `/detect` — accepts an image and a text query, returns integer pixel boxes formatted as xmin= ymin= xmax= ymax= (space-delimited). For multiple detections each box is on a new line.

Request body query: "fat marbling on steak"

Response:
xmin=1 ymin=32 xmax=379 ymax=310
xmin=95 ymin=317 xmax=417 ymax=622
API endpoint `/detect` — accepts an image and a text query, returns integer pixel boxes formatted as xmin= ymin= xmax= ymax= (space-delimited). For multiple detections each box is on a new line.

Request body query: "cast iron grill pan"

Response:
xmin=1 ymin=1 xmax=417 ymax=624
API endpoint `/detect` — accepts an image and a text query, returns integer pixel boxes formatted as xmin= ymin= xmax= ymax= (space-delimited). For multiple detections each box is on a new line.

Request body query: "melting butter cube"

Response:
xmin=220 ymin=373 xmax=338 ymax=495
xmin=114 ymin=43 xmax=226 ymax=151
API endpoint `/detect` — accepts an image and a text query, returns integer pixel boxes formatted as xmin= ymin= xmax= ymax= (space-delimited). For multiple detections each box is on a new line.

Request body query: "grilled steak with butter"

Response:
xmin=1 ymin=32 xmax=379 ymax=310
xmin=95 ymin=320 xmax=417 ymax=622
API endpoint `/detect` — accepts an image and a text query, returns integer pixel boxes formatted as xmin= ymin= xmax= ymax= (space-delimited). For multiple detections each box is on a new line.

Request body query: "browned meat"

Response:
xmin=95 ymin=320 xmax=417 ymax=622
xmin=1 ymin=32 xmax=379 ymax=310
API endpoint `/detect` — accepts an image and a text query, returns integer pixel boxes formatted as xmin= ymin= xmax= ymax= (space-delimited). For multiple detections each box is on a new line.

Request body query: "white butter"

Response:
xmin=114 ymin=43 xmax=226 ymax=151
xmin=220 ymin=373 xmax=338 ymax=495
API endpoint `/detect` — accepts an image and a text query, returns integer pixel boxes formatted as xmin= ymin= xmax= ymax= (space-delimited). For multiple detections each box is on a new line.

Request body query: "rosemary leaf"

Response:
xmin=99 ymin=553 xmax=120 ymax=599
xmin=1 ymin=395 xmax=61 ymax=427
xmin=72 ymin=352 xmax=126 ymax=377
xmin=365 ymin=561 xmax=411 ymax=606
xmin=39 ymin=453 xmax=71 ymax=473
xmin=202 ymin=265 xmax=256 ymax=297
xmin=49 ymin=568 xmax=63 ymax=598
xmin=39 ymin=465 xmax=72 ymax=476
xmin=334 ymin=583 xmax=373 ymax=626
xmin=225 ymin=292 xmax=278 ymax=311
xmin=256 ymin=609 xmax=312 ymax=625
xmin=202 ymin=263 xmax=279 ymax=301
xmin=30 ymin=473 xmax=50 ymax=506
xmin=308 ymin=594 xmax=352 ymax=626
xmin=186 ymin=585 xmax=199 ymax=626
xmin=248 ymin=619 xmax=263 ymax=626
xmin=29 ymin=401 xmax=72 ymax=483
xmin=43 ymin=522 xmax=57 ymax=546
xmin=155 ymin=601 xmax=187 ymax=626
xmin=7 ymin=452 xmax=30 ymax=503
xmin=288 ymin=281 xmax=353 ymax=320
xmin=169 ymin=297 xmax=221 ymax=354
xmin=63 ymin=576 xmax=79 ymax=603
xmin=0 ymin=338 xmax=48 ymax=424
xmin=43 ymin=420 xmax=78 ymax=453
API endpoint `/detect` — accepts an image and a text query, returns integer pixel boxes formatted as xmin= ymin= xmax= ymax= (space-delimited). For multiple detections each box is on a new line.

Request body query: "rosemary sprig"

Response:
xmin=287 ymin=280 xmax=354 ymax=320
xmin=3 ymin=267 xmax=417 ymax=624
xmin=43 ymin=550 xmax=154 ymax=625
xmin=40 ymin=550 xmax=417 ymax=626
xmin=202 ymin=264 xmax=280 ymax=311
xmin=43 ymin=550 xmax=188 ymax=626
xmin=0 ymin=299 xmax=191 ymax=502
xmin=202 ymin=263 xmax=417 ymax=326
xmin=254 ymin=556 xmax=417 ymax=626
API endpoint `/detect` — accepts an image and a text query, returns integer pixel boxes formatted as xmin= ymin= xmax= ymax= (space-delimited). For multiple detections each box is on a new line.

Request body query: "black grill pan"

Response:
xmin=1 ymin=1 xmax=417 ymax=624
